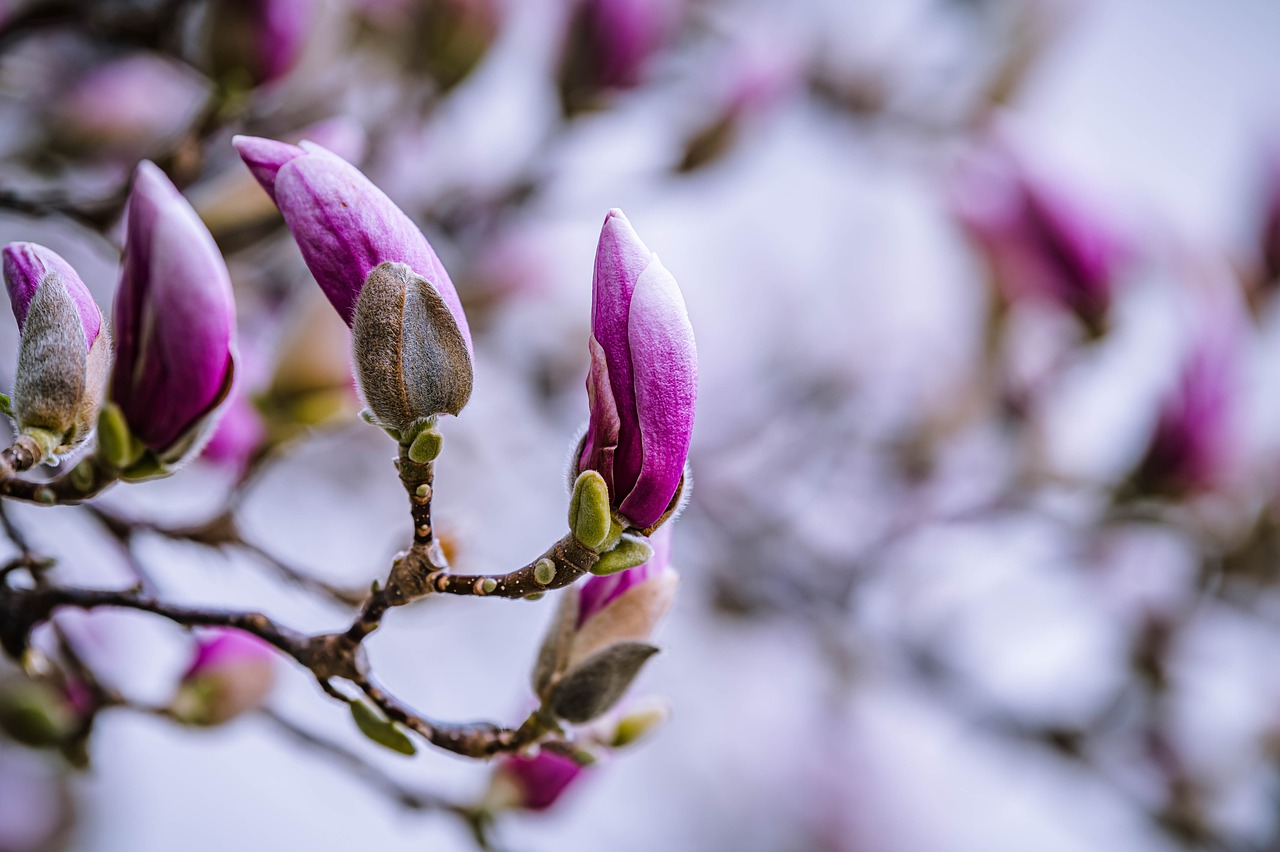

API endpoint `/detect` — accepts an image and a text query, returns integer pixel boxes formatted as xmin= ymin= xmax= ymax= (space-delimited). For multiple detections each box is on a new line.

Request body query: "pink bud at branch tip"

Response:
xmin=578 ymin=209 xmax=697 ymax=531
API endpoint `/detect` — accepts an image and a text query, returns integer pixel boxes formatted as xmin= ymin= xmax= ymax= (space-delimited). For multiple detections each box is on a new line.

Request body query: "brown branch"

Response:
xmin=0 ymin=580 xmax=551 ymax=759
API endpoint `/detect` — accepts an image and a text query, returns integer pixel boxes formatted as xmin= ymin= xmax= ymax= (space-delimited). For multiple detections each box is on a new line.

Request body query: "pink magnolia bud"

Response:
xmin=207 ymin=0 xmax=315 ymax=86
xmin=48 ymin=53 xmax=207 ymax=160
xmin=2 ymin=243 xmax=110 ymax=458
xmin=234 ymin=136 xmax=473 ymax=434
xmin=557 ymin=0 xmax=681 ymax=113
xmin=493 ymin=750 xmax=585 ymax=811
xmin=172 ymin=629 xmax=276 ymax=726
xmin=953 ymin=148 xmax=1126 ymax=336
xmin=112 ymin=162 xmax=237 ymax=467
xmin=578 ymin=210 xmax=697 ymax=531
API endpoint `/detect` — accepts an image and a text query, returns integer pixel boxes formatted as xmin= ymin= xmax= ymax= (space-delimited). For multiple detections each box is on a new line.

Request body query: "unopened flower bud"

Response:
xmin=234 ymin=136 xmax=474 ymax=432
xmin=578 ymin=210 xmax=696 ymax=532
xmin=111 ymin=163 xmax=237 ymax=475
xmin=557 ymin=0 xmax=681 ymax=114
xmin=2 ymin=243 xmax=109 ymax=461
xmin=533 ymin=526 xmax=677 ymax=723
xmin=417 ymin=0 xmax=501 ymax=92
xmin=206 ymin=0 xmax=314 ymax=87
xmin=48 ymin=53 xmax=207 ymax=161
xmin=952 ymin=145 xmax=1126 ymax=337
xmin=1132 ymin=326 xmax=1237 ymax=498
xmin=490 ymin=750 xmax=585 ymax=812
xmin=171 ymin=629 xmax=276 ymax=726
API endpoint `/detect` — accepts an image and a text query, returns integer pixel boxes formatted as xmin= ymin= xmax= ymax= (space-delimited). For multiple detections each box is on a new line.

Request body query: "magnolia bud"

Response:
xmin=234 ymin=136 xmax=474 ymax=434
xmin=578 ymin=210 xmax=697 ymax=532
xmin=171 ymin=629 xmax=276 ymax=726
xmin=557 ymin=0 xmax=681 ymax=115
xmin=533 ymin=526 xmax=677 ymax=723
xmin=2 ymin=243 xmax=110 ymax=461
xmin=206 ymin=0 xmax=314 ymax=87
xmin=489 ymin=750 xmax=585 ymax=812
xmin=111 ymin=162 xmax=237 ymax=477
xmin=952 ymin=144 xmax=1126 ymax=337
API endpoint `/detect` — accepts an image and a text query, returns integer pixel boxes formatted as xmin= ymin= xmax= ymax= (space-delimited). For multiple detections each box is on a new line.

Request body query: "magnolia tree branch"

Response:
xmin=0 ymin=580 xmax=559 ymax=759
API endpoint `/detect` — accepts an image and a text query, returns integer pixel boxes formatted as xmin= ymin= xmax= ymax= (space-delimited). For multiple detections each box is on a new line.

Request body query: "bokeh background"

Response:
xmin=3 ymin=0 xmax=1280 ymax=849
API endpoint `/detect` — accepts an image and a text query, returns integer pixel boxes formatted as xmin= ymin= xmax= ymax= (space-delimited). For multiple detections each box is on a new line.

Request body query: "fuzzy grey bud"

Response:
xmin=352 ymin=261 xmax=473 ymax=437
xmin=3 ymin=243 xmax=109 ymax=461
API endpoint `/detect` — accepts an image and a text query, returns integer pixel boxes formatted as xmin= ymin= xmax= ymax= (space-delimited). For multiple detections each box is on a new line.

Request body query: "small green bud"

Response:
xmin=591 ymin=534 xmax=654 ymax=576
xmin=569 ymin=470 xmax=612 ymax=551
xmin=407 ymin=426 xmax=443 ymax=464
xmin=479 ymin=578 xmax=498 ymax=595
xmin=96 ymin=403 xmax=140 ymax=470
xmin=534 ymin=558 xmax=557 ymax=586
xmin=610 ymin=700 xmax=670 ymax=748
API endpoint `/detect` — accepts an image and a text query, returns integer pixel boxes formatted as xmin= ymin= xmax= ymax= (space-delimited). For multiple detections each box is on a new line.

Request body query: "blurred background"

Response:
xmin=2 ymin=0 xmax=1280 ymax=849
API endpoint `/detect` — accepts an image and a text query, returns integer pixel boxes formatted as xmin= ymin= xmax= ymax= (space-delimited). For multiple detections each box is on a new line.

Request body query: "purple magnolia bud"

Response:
xmin=2 ymin=243 xmax=110 ymax=459
xmin=493 ymin=751 xmax=585 ymax=811
xmin=953 ymin=148 xmax=1126 ymax=337
xmin=233 ymin=136 xmax=469 ymax=340
xmin=557 ymin=0 xmax=681 ymax=114
xmin=207 ymin=0 xmax=314 ymax=86
xmin=1133 ymin=330 xmax=1236 ymax=498
xmin=233 ymin=135 xmax=473 ymax=434
xmin=112 ymin=162 xmax=236 ymax=468
xmin=171 ymin=629 xmax=276 ymax=726
xmin=578 ymin=210 xmax=696 ymax=532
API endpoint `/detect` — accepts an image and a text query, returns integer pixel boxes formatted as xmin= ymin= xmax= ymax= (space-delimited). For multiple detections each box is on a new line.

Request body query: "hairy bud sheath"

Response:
xmin=578 ymin=210 xmax=696 ymax=531
xmin=2 ymin=243 xmax=109 ymax=459
xmin=234 ymin=136 xmax=473 ymax=431
xmin=112 ymin=162 xmax=237 ymax=469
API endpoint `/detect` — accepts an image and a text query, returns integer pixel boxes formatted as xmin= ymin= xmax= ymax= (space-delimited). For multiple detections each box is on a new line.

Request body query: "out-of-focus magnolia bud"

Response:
xmin=2 ymin=243 xmax=109 ymax=462
xmin=206 ymin=0 xmax=314 ymax=87
xmin=533 ymin=526 xmax=677 ymax=723
xmin=170 ymin=629 xmax=276 ymax=726
xmin=489 ymin=750 xmax=585 ymax=812
xmin=0 ymin=678 xmax=82 ymax=749
xmin=1132 ymin=325 xmax=1237 ymax=499
xmin=578 ymin=210 xmax=696 ymax=533
xmin=47 ymin=53 xmax=207 ymax=161
xmin=233 ymin=136 xmax=473 ymax=436
xmin=200 ymin=382 xmax=266 ymax=476
xmin=557 ymin=0 xmax=681 ymax=115
xmin=1258 ymin=152 xmax=1280 ymax=289
xmin=110 ymin=162 xmax=237 ymax=477
xmin=952 ymin=146 xmax=1126 ymax=337
xmin=677 ymin=37 xmax=801 ymax=173
xmin=417 ymin=0 xmax=501 ymax=92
